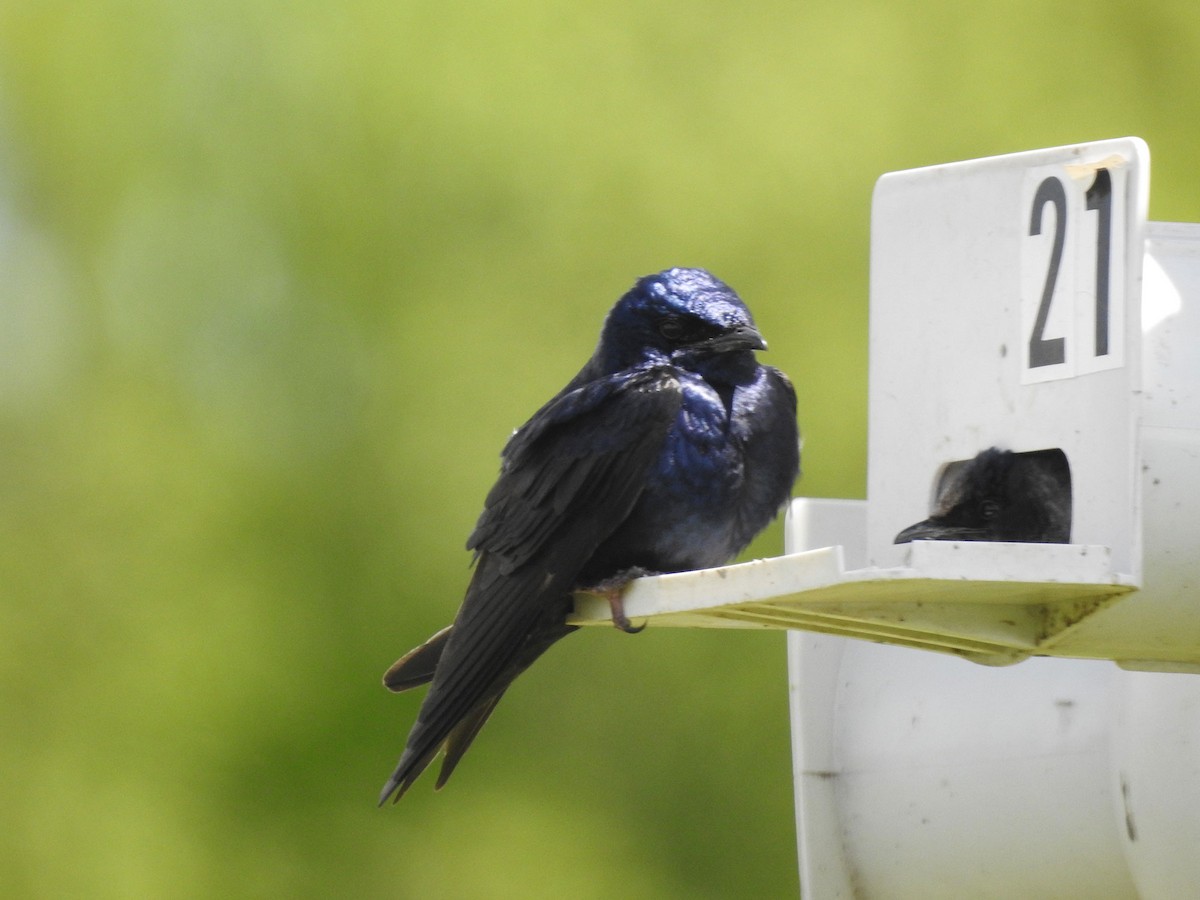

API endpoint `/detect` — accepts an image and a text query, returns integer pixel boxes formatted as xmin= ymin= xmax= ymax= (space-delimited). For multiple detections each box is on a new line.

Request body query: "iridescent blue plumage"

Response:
xmin=379 ymin=267 xmax=800 ymax=803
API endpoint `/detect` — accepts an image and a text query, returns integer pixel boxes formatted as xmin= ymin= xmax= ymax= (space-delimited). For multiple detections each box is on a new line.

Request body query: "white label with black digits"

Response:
xmin=1020 ymin=158 xmax=1127 ymax=383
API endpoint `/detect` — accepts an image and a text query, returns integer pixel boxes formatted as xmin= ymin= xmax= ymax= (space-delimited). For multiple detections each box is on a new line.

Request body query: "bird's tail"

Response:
xmin=377 ymin=690 xmax=507 ymax=804
xmin=378 ymin=620 xmax=578 ymax=804
xmin=382 ymin=625 xmax=453 ymax=692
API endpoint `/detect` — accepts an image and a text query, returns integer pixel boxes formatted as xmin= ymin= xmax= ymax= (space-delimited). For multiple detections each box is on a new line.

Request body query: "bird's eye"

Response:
xmin=981 ymin=499 xmax=1000 ymax=519
xmin=657 ymin=317 xmax=686 ymax=341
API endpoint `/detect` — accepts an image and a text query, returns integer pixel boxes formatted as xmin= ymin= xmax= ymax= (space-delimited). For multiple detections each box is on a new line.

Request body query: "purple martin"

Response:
xmin=894 ymin=447 xmax=1071 ymax=544
xmin=379 ymin=268 xmax=800 ymax=803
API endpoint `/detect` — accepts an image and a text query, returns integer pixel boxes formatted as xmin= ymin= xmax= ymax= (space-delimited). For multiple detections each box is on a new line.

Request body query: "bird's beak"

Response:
xmin=897 ymin=520 xmax=979 ymax=542
xmin=706 ymin=324 xmax=767 ymax=353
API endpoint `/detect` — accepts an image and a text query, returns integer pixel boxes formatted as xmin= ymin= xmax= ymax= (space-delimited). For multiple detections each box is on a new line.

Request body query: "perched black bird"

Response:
xmin=893 ymin=447 xmax=1071 ymax=544
xmin=379 ymin=267 xmax=800 ymax=803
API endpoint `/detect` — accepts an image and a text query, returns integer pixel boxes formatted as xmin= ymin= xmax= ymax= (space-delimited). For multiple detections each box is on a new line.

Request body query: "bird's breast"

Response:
xmin=660 ymin=379 xmax=743 ymax=493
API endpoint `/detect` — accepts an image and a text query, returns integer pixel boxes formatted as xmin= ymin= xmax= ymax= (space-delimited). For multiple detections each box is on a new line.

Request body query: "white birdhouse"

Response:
xmin=789 ymin=137 xmax=1200 ymax=900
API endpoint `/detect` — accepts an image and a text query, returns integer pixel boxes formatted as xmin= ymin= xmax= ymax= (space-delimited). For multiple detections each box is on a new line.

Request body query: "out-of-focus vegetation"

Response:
xmin=2 ymin=2 xmax=1199 ymax=896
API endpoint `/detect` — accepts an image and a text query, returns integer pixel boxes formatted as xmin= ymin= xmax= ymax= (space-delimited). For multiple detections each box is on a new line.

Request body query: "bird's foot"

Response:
xmin=609 ymin=601 xmax=644 ymax=634
xmin=583 ymin=568 xmax=654 ymax=633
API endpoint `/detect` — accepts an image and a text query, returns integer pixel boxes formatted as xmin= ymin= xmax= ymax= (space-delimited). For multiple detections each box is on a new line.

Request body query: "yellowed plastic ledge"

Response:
xmin=569 ymin=542 xmax=1137 ymax=666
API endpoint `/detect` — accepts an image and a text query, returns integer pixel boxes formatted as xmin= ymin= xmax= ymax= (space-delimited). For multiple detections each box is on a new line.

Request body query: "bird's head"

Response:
xmin=894 ymin=447 xmax=1072 ymax=544
xmin=596 ymin=268 xmax=767 ymax=374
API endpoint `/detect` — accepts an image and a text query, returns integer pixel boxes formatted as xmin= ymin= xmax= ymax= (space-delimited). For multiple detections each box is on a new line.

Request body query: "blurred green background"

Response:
xmin=2 ymin=1 xmax=1199 ymax=897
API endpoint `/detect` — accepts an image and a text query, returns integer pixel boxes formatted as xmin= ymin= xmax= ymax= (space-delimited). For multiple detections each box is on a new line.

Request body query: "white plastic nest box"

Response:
xmin=572 ymin=135 xmax=1200 ymax=676
xmin=784 ymin=139 xmax=1200 ymax=900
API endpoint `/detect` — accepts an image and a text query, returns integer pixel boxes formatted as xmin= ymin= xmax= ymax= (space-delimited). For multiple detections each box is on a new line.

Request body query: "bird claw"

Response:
xmin=609 ymin=603 xmax=646 ymax=634
xmin=583 ymin=568 xmax=652 ymax=633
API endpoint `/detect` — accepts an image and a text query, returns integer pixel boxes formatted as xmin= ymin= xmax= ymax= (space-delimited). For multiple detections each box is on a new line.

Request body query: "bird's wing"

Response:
xmin=380 ymin=365 xmax=683 ymax=802
xmin=466 ymin=365 xmax=683 ymax=572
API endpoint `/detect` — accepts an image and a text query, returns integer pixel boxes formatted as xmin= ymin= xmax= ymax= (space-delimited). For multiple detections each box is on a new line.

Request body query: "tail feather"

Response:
xmin=377 ymin=693 xmax=506 ymax=804
xmin=378 ymin=588 xmax=579 ymax=802
xmin=383 ymin=625 xmax=453 ymax=693
xmin=435 ymin=693 xmax=506 ymax=790
xmin=378 ymin=743 xmax=440 ymax=805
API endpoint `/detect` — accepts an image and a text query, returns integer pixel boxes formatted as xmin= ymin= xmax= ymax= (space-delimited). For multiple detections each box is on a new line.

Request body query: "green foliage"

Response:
xmin=1 ymin=1 xmax=1198 ymax=896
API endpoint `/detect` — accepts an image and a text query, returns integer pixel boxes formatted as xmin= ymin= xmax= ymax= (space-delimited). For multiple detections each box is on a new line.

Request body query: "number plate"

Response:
xmin=1021 ymin=159 xmax=1128 ymax=383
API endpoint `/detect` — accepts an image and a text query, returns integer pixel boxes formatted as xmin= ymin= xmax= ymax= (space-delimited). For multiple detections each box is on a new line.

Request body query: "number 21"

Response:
xmin=1026 ymin=168 xmax=1114 ymax=371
